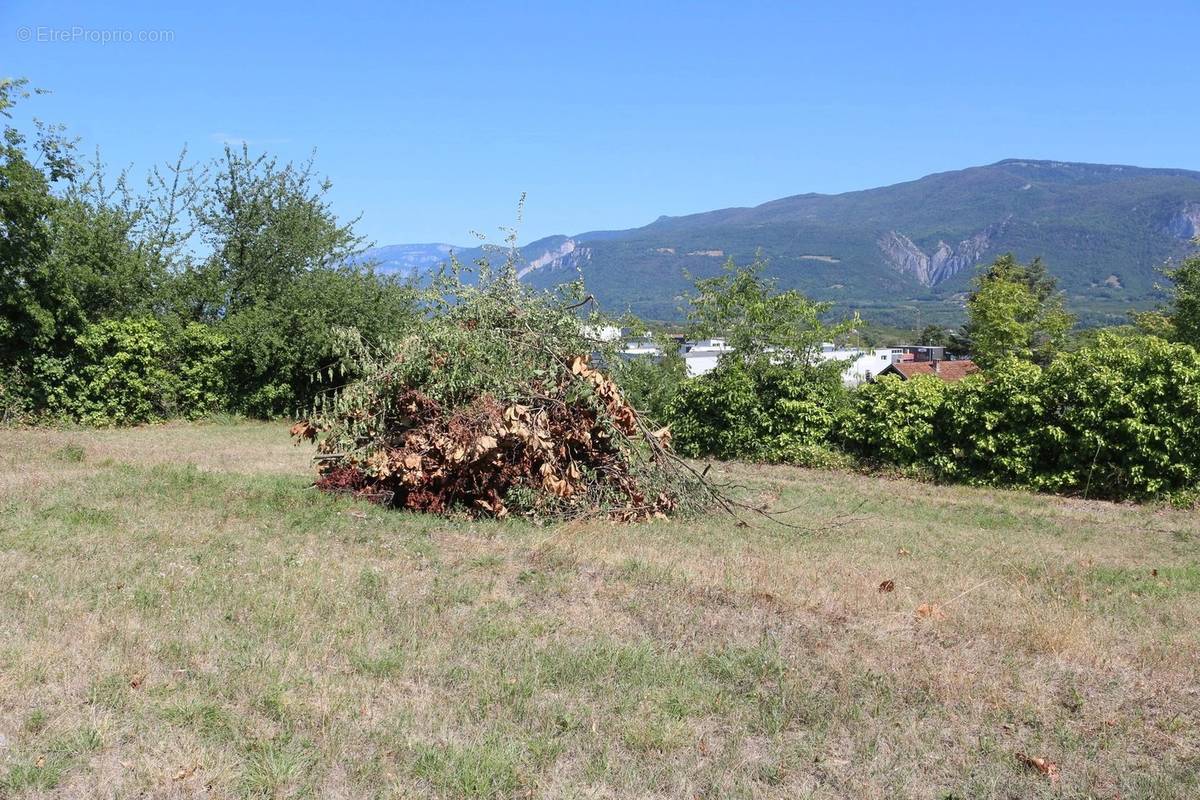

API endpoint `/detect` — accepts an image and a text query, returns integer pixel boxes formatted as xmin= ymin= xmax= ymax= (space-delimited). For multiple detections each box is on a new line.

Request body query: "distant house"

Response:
xmin=679 ymin=338 xmax=734 ymax=377
xmin=816 ymin=344 xmax=904 ymax=387
xmin=877 ymin=359 xmax=980 ymax=382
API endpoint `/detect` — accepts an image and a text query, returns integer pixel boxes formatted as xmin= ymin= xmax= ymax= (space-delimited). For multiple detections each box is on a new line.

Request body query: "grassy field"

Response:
xmin=0 ymin=422 xmax=1197 ymax=799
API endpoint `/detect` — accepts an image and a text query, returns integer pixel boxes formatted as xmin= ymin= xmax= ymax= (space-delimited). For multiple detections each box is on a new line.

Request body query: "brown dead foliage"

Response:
xmin=305 ymin=355 xmax=683 ymax=520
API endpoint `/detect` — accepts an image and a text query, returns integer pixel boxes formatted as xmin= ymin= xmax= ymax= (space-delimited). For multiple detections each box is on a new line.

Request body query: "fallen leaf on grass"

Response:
xmin=897 ymin=547 xmax=911 ymax=557
xmin=915 ymin=602 xmax=946 ymax=620
xmin=173 ymin=764 xmax=198 ymax=781
xmin=878 ymin=580 xmax=895 ymax=593
xmin=35 ymin=756 xmax=45 ymax=768
xmin=1016 ymin=752 xmax=1060 ymax=783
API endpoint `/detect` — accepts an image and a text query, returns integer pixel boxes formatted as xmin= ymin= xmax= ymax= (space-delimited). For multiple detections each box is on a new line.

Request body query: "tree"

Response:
xmin=669 ymin=256 xmax=857 ymax=463
xmin=189 ymin=145 xmax=366 ymax=319
xmin=220 ymin=267 xmax=418 ymax=417
xmin=0 ymin=79 xmax=75 ymax=365
xmin=687 ymin=255 xmax=858 ymax=368
xmin=964 ymin=254 xmax=1074 ymax=369
xmin=1147 ymin=247 xmax=1200 ymax=347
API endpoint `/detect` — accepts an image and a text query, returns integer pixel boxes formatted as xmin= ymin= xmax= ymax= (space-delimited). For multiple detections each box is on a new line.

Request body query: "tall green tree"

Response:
xmin=189 ymin=145 xmax=366 ymax=319
xmin=0 ymin=79 xmax=76 ymax=364
xmin=670 ymin=257 xmax=857 ymax=463
xmin=1137 ymin=247 xmax=1200 ymax=347
xmin=687 ymin=255 xmax=858 ymax=368
xmin=964 ymin=254 xmax=1074 ymax=369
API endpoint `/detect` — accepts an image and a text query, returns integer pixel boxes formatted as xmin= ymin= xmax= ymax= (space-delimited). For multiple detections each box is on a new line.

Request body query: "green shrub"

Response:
xmin=937 ymin=358 xmax=1066 ymax=489
xmin=168 ymin=323 xmax=231 ymax=419
xmin=670 ymin=360 xmax=848 ymax=462
xmin=0 ymin=365 xmax=33 ymax=424
xmin=1045 ymin=334 xmax=1200 ymax=498
xmin=67 ymin=317 xmax=175 ymax=425
xmin=610 ymin=352 xmax=687 ymax=425
xmin=45 ymin=317 xmax=231 ymax=425
xmin=220 ymin=269 xmax=418 ymax=418
xmin=839 ymin=374 xmax=949 ymax=467
xmin=838 ymin=336 xmax=1200 ymax=500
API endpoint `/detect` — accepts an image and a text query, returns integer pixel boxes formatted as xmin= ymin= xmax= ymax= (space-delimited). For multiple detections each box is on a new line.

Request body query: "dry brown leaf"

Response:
xmin=289 ymin=421 xmax=317 ymax=441
xmin=173 ymin=764 xmax=198 ymax=781
xmin=915 ymin=602 xmax=946 ymax=620
xmin=1015 ymin=752 xmax=1060 ymax=783
xmin=35 ymin=756 xmax=45 ymax=768
xmin=878 ymin=580 xmax=895 ymax=593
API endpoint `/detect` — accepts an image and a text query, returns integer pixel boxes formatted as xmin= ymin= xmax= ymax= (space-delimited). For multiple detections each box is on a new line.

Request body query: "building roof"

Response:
xmin=881 ymin=359 xmax=980 ymax=382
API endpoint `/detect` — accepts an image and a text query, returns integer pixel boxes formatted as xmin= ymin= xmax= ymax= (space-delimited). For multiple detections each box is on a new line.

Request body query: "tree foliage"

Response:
xmin=965 ymin=254 xmax=1074 ymax=369
xmin=1152 ymin=248 xmax=1200 ymax=345
xmin=687 ymin=255 xmax=857 ymax=368
xmin=0 ymin=80 xmax=417 ymax=422
xmin=670 ymin=257 xmax=856 ymax=464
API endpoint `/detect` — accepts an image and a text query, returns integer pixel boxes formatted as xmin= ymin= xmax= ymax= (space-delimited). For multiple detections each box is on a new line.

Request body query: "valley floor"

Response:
xmin=0 ymin=423 xmax=1197 ymax=799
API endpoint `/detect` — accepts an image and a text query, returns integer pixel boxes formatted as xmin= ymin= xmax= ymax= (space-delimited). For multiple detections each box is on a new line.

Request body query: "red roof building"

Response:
xmin=878 ymin=359 xmax=980 ymax=382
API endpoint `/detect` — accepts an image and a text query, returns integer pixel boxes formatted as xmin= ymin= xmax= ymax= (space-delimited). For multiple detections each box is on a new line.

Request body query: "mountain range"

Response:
xmin=359 ymin=160 xmax=1200 ymax=326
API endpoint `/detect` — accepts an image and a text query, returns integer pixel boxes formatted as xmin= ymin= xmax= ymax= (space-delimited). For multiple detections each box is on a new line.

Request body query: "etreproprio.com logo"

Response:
xmin=16 ymin=26 xmax=175 ymax=44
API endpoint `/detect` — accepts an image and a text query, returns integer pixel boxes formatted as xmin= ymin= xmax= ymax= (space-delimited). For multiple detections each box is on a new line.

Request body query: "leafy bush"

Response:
xmin=839 ymin=335 xmax=1200 ymax=500
xmin=65 ymin=318 xmax=175 ymax=425
xmin=0 ymin=365 xmax=32 ymax=424
xmin=839 ymin=374 xmax=949 ymax=467
xmin=43 ymin=317 xmax=232 ymax=425
xmin=666 ymin=256 xmax=856 ymax=464
xmin=671 ymin=361 xmax=848 ymax=462
xmin=936 ymin=358 xmax=1063 ymax=489
xmin=221 ymin=269 xmax=418 ymax=418
xmin=168 ymin=323 xmax=231 ymax=418
xmin=1045 ymin=334 xmax=1200 ymax=498
xmin=609 ymin=350 xmax=687 ymax=425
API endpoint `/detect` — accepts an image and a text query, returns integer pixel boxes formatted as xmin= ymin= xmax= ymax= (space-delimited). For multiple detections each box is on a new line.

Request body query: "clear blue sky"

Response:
xmin=4 ymin=0 xmax=1198 ymax=247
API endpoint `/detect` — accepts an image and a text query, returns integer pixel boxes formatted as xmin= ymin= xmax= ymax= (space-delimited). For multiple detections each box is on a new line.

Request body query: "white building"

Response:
xmin=581 ymin=324 xmax=624 ymax=343
xmin=816 ymin=343 xmax=903 ymax=387
xmin=616 ymin=337 xmax=900 ymax=385
xmin=618 ymin=339 xmax=663 ymax=357
xmin=679 ymin=338 xmax=734 ymax=377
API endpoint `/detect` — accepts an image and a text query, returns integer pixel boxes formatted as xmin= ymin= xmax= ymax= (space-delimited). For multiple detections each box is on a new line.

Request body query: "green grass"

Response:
xmin=0 ymin=422 xmax=1198 ymax=798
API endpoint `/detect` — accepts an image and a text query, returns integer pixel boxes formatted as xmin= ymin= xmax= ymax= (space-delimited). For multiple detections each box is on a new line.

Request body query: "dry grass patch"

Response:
xmin=0 ymin=422 xmax=1197 ymax=798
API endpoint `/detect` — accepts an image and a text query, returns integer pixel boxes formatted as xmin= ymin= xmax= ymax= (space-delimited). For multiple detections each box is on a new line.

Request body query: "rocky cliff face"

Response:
xmin=517 ymin=238 xmax=592 ymax=278
xmin=877 ymin=219 xmax=1009 ymax=286
xmin=1167 ymin=202 xmax=1200 ymax=240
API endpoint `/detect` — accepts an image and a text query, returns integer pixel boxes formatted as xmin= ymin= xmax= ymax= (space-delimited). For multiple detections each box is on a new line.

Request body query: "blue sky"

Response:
xmin=4 ymin=0 xmax=1199 ymax=247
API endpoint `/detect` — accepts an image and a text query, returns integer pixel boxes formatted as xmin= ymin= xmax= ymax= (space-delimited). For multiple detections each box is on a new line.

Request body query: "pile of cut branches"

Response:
xmin=293 ymin=260 xmax=713 ymax=521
